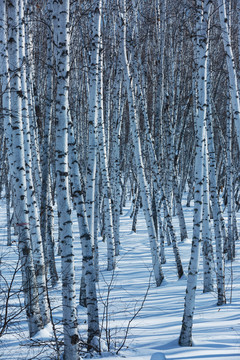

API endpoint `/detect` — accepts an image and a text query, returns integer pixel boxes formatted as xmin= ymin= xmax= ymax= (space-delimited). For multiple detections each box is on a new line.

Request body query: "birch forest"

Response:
xmin=0 ymin=0 xmax=240 ymax=359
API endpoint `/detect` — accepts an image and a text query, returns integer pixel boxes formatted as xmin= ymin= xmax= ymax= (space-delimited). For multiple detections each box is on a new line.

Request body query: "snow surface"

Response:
xmin=0 ymin=196 xmax=240 ymax=360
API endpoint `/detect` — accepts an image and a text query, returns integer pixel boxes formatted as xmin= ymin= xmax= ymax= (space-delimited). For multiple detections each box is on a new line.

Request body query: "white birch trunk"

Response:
xmin=93 ymin=166 xmax=100 ymax=281
xmin=68 ymin=121 xmax=100 ymax=345
xmin=19 ymin=0 xmax=50 ymax=326
xmin=54 ymin=1 xmax=79 ymax=358
xmin=218 ymin=0 xmax=240 ymax=150
xmin=226 ymin=101 xmax=234 ymax=261
xmin=97 ymin=35 xmax=115 ymax=270
xmin=207 ymin=98 xmax=226 ymax=306
xmin=5 ymin=171 xmax=12 ymax=246
xmin=173 ymin=175 xmax=188 ymax=242
xmin=202 ymin=133 xmax=214 ymax=293
xmin=85 ymin=1 xmax=102 ymax=240
xmin=24 ymin=1 xmax=42 ymax=204
xmin=154 ymin=0 xmax=167 ymax=162
xmin=0 ymin=47 xmax=14 ymax=248
xmin=0 ymin=1 xmax=12 ymax=170
xmin=110 ymin=76 xmax=124 ymax=256
xmin=179 ymin=1 xmax=211 ymax=346
xmin=132 ymin=190 xmax=140 ymax=233
xmin=158 ymin=213 xmax=166 ymax=265
xmin=6 ymin=0 xmax=43 ymax=337
xmin=0 ymin=0 xmax=12 ymax=248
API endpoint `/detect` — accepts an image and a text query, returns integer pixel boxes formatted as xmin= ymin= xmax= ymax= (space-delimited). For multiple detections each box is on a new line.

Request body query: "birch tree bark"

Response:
xmin=19 ymin=0 xmax=50 ymax=326
xmin=53 ymin=1 xmax=79 ymax=358
xmin=179 ymin=0 xmax=211 ymax=346
xmin=173 ymin=175 xmax=188 ymax=242
xmin=97 ymin=31 xmax=115 ymax=270
xmin=5 ymin=168 xmax=12 ymax=247
xmin=0 ymin=0 xmax=13 ymax=249
xmin=24 ymin=2 xmax=42 ymax=205
xmin=226 ymin=100 xmax=234 ymax=261
xmin=85 ymin=0 xmax=102 ymax=241
xmin=6 ymin=0 xmax=43 ymax=337
xmin=154 ymin=0 xmax=167 ymax=163
xmin=207 ymin=99 xmax=226 ymax=306
xmin=0 ymin=1 xmax=12 ymax=181
xmin=202 ymin=133 xmax=214 ymax=293
xmin=68 ymin=120 xmax=100 ymax=346
xmin=109 ymin=74 xmax=124 ymax=256
xmin=218 ymin=0 xmax=240 ymax=150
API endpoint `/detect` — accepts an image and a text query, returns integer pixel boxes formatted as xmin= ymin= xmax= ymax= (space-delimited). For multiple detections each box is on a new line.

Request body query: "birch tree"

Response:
xmin=0 ymin=0 xmax=13 ymax=248
xmin=24 ymin=1 xmax=42 ymax=205
xmin=6 ymin=0 xmax=43 ymax=337
xmin=85 ymin=0 xmax=102 ymax=241
xmin=179 ymin=0 xmax=211 ymax=346
xmin=207 ymin=99 xmax=226 ymax=306
xmin=53 ymin=1 xmax=79 ymax=358
xmin=218 ymin=0 xmax=240 ymax=149
xmin=97 ymin=29 xmax=115 ymax=270
xmin=19 ymin=0 xmax=50 ymax=326
xmin=68 ymin=120 xmax=100 ymax=346
xmin=226 ymin=100 xmax=234 ymax=260
xmin=202 ymin=133 xmax=214 ymax=293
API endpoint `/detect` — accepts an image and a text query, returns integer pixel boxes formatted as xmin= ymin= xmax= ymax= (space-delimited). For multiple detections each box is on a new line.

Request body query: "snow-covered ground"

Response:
xmin=0 ymin=196 xmax=239 ymax=360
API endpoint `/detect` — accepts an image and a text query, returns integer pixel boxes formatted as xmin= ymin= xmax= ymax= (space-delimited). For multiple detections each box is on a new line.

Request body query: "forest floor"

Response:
xmin=0 ymin=195 xmax=240 ymax=360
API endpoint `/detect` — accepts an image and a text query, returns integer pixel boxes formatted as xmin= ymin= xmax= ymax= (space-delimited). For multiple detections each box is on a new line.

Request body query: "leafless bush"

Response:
xmin=0 ymin=250 xmax=25 ymax=338
xmin=95 ymin=267 xmax=152 ymax=355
